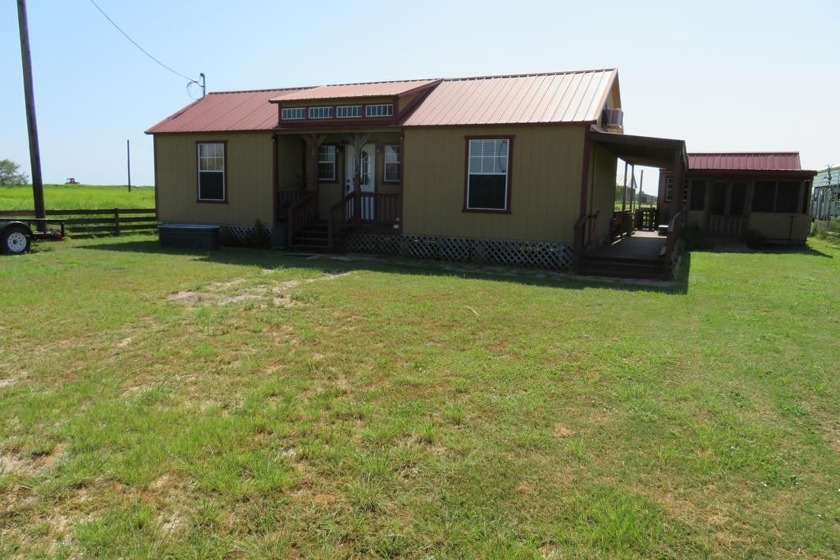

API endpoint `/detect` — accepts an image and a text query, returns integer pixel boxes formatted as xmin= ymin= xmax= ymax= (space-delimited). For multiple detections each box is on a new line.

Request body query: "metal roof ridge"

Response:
xmin=439 ymin=68 xmax=617 ymax=83
xmin=207 ymin=86 xmax=308 ymax=96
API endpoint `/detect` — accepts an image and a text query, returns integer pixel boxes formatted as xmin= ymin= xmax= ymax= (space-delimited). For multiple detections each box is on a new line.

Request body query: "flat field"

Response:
xmin=0 ymin=184 xmax=154 ymax=211
xmin=1 ymin=236 xmax=838 ymax=558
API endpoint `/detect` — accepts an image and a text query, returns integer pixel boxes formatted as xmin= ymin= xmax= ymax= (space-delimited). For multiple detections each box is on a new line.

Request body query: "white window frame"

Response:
xmin=281 ymin=107 xmax=306 ymax=120
xmin=365 ymin=104 xmax=394 ymax=118
xmin=384 ymin=144 xmax=401 ymax=182
xmin=308 ymin=106 xmax=334 ymax=119
xmin=197 ymin=142 xmax=226 ymax=202
xmin=336 ymin=105 xmax=363 ymax=118
xmin=318 ymin=145 xmax=337 ymax=182
xmin=466 ymin=138 xmax=510 ymax=212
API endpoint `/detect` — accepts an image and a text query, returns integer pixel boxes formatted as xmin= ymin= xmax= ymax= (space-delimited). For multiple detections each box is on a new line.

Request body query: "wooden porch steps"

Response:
xmin=289 ymin=220 xmax=344 ymax=252
xmin=577 ymin=255 xmax=664 ymax=280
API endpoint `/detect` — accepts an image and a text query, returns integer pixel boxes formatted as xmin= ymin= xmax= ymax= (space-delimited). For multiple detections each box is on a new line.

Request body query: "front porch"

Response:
xmin=577 ymin=230 xmax=671 ymax=279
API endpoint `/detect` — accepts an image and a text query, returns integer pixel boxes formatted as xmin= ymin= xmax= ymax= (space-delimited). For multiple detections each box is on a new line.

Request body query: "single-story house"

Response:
xmin=146 ymin=69 xmax=688 ymax=270
xmin=658 ymin=153 xmax=817 ymax=244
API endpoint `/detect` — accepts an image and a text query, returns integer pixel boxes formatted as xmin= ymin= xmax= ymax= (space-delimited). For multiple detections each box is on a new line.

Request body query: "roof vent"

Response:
xmin=603 ymin=108 xmax=623 ymax=130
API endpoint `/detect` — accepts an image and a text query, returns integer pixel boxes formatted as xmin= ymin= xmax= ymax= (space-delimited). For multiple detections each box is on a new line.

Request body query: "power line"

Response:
xmin=87 ymin=0 xmax=196 ymax=83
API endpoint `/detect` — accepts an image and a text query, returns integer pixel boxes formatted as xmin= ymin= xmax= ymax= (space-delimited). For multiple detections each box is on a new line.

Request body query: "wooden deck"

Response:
xmin=578 ymin=231 xmax=667 ymax=279
xmin=589 ymin=230 xmax=666 ymax=261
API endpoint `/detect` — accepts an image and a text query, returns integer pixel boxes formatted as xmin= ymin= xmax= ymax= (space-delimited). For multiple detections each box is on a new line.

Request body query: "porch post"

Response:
xmin=574 ymin=132 xmax=593 ymax=263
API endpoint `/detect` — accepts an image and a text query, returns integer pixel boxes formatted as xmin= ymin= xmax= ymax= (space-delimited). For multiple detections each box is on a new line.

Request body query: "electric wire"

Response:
xmin=86 ymin=0 xmax=197 ymax=83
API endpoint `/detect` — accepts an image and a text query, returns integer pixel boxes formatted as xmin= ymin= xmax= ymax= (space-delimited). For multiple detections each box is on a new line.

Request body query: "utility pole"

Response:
xmin=16 ymin=0 xmax=46 ymax=231
xmin=126 ymin=140 xmax=131 ymax=192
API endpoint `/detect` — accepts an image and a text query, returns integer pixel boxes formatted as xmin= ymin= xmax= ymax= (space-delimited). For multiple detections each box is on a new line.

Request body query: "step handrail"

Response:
xmin=287 ymin=191 xmax=319 ymax=244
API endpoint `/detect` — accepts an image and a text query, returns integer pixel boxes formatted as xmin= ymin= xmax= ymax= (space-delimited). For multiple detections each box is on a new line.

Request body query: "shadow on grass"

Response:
xmin=691 ymin=239 xmax=833 ymax=258
xmin=78 ymin=239 xmax=690 ymax=295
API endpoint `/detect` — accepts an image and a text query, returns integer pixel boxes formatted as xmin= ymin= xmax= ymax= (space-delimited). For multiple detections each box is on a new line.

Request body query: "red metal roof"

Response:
xmin=146 ymin=88 xmax=305 ymax=134
xmin=147 ymin=69 xmax=619 ymax=134
xmin=402 ymin=69 xmax=618 ymax=126
xmin=272 ymin=80 xmax=438 ymax=102
xmin=688 ymin=153 xmax=803 ymax=171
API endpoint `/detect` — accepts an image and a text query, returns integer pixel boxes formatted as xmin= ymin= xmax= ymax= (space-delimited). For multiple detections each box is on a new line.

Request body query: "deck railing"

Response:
xmin=328 ymin=191 xmax=357 ymax=248
xmin=360 ymin=192 xmax=400 ymax=226
xmin=287 ymin=191 xmax=319 ymax=243
xmin=277 ymin=189 xmax=307 ymax=221
xmin=611 ymin=210 xmax=635 ymax=240
xmin=663 ymin=210 xmax=687 ymax=278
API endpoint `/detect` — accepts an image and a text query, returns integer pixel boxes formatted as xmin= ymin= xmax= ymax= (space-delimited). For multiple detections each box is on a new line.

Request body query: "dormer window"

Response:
xmin=308 ymin=107 xmax=333 ymax=119
xmin=365 ymin=104 xmax=394 ymax=118
xmin=281 ymin=107 xmax=305 ymax=120
xmin=337 ymin=105 xmax=363 ymax=118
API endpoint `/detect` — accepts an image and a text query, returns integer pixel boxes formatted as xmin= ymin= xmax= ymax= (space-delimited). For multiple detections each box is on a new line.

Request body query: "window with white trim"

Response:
xmin=365 ymin=104 xmax=394 ymax=117
xmin=384 ymin=144 xmax=401 ymax=182
xmin=318 ymin=145 xmax=336 ymax=181
xmin=337 ymin=105 xmax=363 ymax=118
xmin=281 ymin=107 xmax=305 ymax=120
xmin=197 ymin=142 xmax=225 ymax=201
xmin=466 ymin=138 xmax=510 ymax=211
xmin=308 ymin=106 xmax=333 ymax=119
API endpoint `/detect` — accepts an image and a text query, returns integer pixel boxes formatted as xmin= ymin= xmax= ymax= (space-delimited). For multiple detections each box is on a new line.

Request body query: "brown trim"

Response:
xmin=382 ymin=143 xmax=401 ymax=183
xmin=462 ymin=135 xmax=514 ymax=214
xmin=317 ymin=143 xmax=338 ymax=182
xmin=195 ymin=140 xmax=228 ymax=204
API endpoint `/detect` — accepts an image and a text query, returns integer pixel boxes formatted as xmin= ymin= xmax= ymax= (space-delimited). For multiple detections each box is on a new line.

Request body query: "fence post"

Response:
xmin=114 ymin=208 xmax=120 ymax=236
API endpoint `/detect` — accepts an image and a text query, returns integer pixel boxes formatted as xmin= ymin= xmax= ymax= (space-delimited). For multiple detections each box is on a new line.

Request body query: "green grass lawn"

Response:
xmin=0 ymin=184 xmax=154 ymax=211
xmin=1 ymin=237 xmax=838 ymax=558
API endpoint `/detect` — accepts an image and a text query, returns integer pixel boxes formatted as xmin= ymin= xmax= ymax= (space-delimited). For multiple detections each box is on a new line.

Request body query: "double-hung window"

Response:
xmin=197 ymin=142 xmax=226 ymax=202
xmin=318 ymin=145 xmax=337 ymax=182
xmin=384 ymin=144 xmax=401 ymax=182
xmin=466 ymin=138 xmax=511 ymax=211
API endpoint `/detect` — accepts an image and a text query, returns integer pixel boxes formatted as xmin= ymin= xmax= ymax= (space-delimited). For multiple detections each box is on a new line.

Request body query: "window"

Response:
xmin=365 ymin=104 xmax=394 ymax=118
xmin=318 ymin=145 xmax=336 ymax=181
xmin=689 ymin=179 xmax=706 ymax=211
xmin=384 ymin=144 xmax=401 ymax=182
xmin=753 ymin=180 xmax=801 ymax=213
xmin=337 ymin=105 xmax=363 ymax=118
xmin=730 ymin=183 xmax=746 ymax=216
xmin=281 ymin=107 xmax=305 ymax=120
xmin=308 ymin=106 xmax=333 ymax=119
xmin=711 ymin=182 xmax=727 ymax=215
xmin=197 ymin=142 xmax=225 ymax=201
xmin=466 ymin=138 xmax=511 ymax=211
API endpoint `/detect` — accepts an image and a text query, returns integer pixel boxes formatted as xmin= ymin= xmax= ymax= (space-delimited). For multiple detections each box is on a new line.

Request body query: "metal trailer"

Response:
xmin=0 ymin=220 xmax=33 ymax=255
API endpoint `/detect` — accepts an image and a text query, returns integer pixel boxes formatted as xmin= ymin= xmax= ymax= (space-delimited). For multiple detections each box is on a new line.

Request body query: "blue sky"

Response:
xmin=1 ymin=0 xmax=837 ymax=189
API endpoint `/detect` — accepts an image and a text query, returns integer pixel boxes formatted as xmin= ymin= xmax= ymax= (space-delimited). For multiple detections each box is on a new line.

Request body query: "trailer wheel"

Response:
xmin=1 ymin=224 xmax=32 ymax=255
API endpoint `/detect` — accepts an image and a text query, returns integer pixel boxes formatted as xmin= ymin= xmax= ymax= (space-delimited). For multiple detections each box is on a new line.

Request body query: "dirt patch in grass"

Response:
xmin=168 ymin=272 xmax=353 ymax=308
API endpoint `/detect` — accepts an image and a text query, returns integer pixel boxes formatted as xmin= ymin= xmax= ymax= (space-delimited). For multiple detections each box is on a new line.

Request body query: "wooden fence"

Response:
xmin=0 ymin=208 xmax=157 ymax=238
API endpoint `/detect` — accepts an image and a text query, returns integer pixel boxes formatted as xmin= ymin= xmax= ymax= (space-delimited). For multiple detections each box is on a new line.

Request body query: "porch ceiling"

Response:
xmin=589 ymin=130 xmax=687 ymax=169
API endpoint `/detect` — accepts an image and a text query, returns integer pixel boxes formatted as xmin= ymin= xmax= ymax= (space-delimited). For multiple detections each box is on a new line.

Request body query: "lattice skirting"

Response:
xmin=219 ymin=224 xmax=272 ymax=244
xmin=345 ymin=233 xmax=574 ymax=271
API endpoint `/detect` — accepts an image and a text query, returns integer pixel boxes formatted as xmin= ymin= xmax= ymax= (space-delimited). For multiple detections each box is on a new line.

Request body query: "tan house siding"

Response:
xmin=155 ymin=132 xmax=274 ymax=226
xmin=402 ymin=125 xmax=586 ymax=243
xmin=749 ymin=213 xmax=810 ymax=243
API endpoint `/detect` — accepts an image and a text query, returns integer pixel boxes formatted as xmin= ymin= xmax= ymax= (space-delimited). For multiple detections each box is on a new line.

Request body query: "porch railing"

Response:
xmin=663 ymin=210 xmax=687 ymax=279
xmin=277 ymin=189 xmax=306 ymax=222
xmin=328 ymin=191 xmax=357 ymax=248
xmin=611 ymin=210 xmax=634 ymax=240
xmin=360 ymin=192 xmax=400 ymax=226
xmin=287 ymin=191 xmax=319 ymax=243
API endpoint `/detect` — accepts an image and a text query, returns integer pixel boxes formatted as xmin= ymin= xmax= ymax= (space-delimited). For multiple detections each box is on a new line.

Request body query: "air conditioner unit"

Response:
xmin=603 ymin=108 xmax=624 ymax=130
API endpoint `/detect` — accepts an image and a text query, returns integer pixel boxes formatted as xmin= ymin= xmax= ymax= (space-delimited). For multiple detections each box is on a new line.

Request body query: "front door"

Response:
xmin=345 ymin=143 xmax=375 ymax=221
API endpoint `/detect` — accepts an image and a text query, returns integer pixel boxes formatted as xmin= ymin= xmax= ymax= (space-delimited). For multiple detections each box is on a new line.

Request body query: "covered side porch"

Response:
xmin=579 ymin=130 xmax=688 ymax=279
xmin=273 ymin=131 xmax=403 ymax=251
